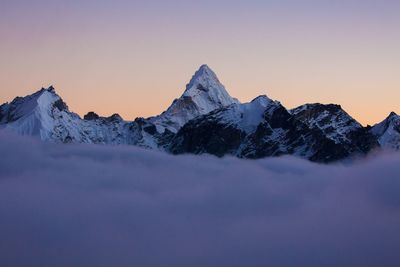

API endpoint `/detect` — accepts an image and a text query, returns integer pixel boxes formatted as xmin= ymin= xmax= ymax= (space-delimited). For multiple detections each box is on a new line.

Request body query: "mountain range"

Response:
xmin=1 ymin=64 xmax=399 ymax=162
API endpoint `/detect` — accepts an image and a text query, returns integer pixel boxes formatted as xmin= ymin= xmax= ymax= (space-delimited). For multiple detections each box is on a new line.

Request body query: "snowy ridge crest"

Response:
xmin=371 ymin=112 xmax=400 ymax=150
xmin=0 ymin=65 xmax=397 ymax=162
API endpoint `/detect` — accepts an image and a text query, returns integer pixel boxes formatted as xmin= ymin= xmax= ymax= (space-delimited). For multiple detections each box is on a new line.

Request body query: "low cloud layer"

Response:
xmin=1 ymin=132 xmax=400 ymax=267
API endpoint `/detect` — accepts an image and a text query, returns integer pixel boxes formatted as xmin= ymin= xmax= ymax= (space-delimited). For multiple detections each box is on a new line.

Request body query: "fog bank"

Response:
xmin=1 ymin=132 xmax=400 ymax=267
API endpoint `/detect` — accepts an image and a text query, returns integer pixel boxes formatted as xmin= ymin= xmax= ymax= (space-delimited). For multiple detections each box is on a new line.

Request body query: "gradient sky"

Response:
xmin=0 ymin=0 xmax=399 ymax=125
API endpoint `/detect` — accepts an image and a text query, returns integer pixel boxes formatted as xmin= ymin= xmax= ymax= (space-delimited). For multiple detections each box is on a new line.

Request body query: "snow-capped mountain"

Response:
xmin=169 ymin=95 xmax=283 ymax=156
xmin=0 ymin=86 xmax=72 ymax=140
xmin=371 ymin=112 xmax=400 ymax=150
xmin=149 ymin=64 xmax=239 ymax=133
xmin=291 ymin=104 xmax=362 ymax=144
xmin=290 ymin=103 xmax=378 ymax=156
xmin=0 ymin=64 xmax=398 ymax=162
xmin=170 ymin=98 xmax=378 ymax=162
xmin=0 ymin=65 xmax=236 ymax=149
xmin=0 ymin=86 xmax=140 ymax=145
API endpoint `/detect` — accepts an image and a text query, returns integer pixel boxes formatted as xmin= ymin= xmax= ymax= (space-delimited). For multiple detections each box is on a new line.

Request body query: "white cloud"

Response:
xmin=0 ymin=131 xmax=400 ymax=266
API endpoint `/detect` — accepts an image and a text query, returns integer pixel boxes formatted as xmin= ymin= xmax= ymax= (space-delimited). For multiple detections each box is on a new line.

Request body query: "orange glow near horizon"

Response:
xmin=0 ymin=1 xmax=399 ymax=126
xmin=0 ymin=65 xmax=397 ymax=126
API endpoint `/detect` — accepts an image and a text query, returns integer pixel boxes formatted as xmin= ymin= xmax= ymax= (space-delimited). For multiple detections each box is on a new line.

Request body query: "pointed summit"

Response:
xmin=250 ymin=95 xmax=273 ymax=106
xmin=370 ymin=111 xmax=400 ymax=149
xmin=377 ymin=111 xmax=400 ymax=126
xmin=38 ymin=85 xmax=56 ymax=94
xmin=192 ymin=64 xmax=214 ymax=77
xmin=184 ymin=64 xmax=220 ymax=93
xmin=0 ymin=86 xmax=69 ymax=138
xmin=149 ymin=64 xmax=239 ymax=133
xmin=198 ymin=64 xmax=213 ymax=72
xmin=182 ymin=64 xmax=238 ymax=110
xmin=47 ymin=85 xmax=55 ymax=92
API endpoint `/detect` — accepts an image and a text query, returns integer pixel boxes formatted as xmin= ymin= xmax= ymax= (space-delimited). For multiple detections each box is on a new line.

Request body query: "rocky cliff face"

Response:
xmin=169 ymin=98 xmax=378 ymax=162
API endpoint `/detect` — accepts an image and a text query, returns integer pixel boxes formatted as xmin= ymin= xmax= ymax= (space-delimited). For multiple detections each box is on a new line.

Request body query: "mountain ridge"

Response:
xmin=0 ymin=65 xmax=397 ymax=162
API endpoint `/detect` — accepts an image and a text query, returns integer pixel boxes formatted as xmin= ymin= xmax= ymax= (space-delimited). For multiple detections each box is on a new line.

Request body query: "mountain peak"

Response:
xmin=198 ymin=64 xmax=212 ymax=72
xmin=196 ymin=64 xmax=213 ymax=75
xmin=149 ymin=65 xmax=239 ymax=133
xmin=251 ymin=95 xmax=273 ymax=106
xmin=47 ymin=85 xmax=55 ymax=92
xmin=184 ymin=64 xmax=221 ymax=95
xmin=371 ymin=111 xmax=400 ymax=149
xmin=0 ymin=86 xmax=69 ymax=138
xmin=378 ymin=112 xmax=400 ymax=125
xmin=84 ymin=111 xmax=100 ymax=120
xmin=38 ymin=85 xmax=56 ymax=94
xmin=384 ymin=112 xmax=400 ymax=126
xmin=182 ymin=64 xmax=238 ymax=106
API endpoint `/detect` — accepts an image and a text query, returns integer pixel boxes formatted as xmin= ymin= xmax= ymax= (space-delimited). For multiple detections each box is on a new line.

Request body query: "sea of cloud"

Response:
xmin=1 ymin=131 xmax=400 ymax=267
